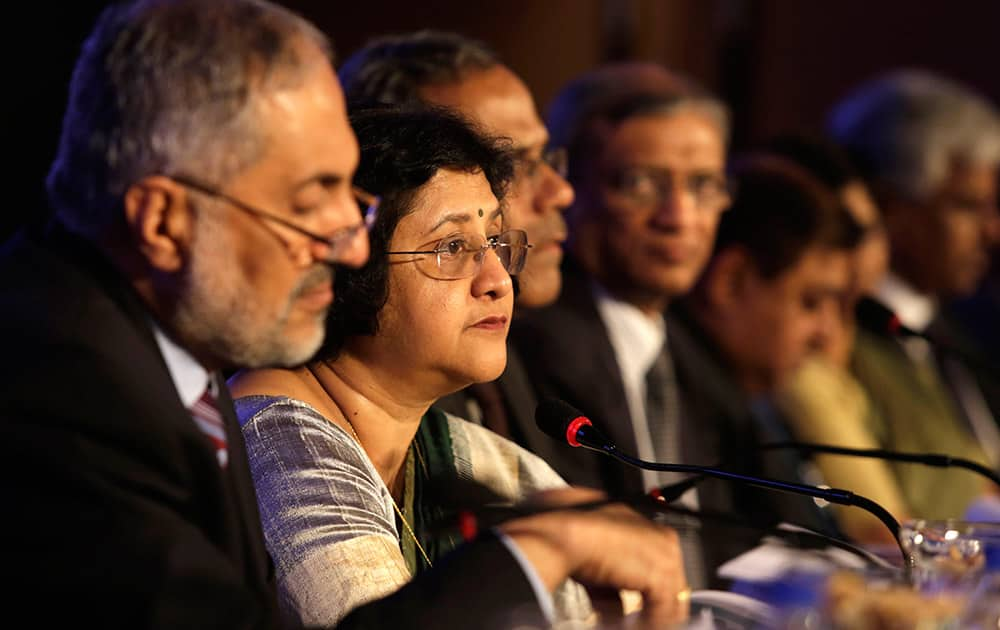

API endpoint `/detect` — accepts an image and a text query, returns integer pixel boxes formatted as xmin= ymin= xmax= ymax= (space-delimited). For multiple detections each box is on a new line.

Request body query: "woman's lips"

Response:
xmin=470 ymin=315 xmax=509 ymax=331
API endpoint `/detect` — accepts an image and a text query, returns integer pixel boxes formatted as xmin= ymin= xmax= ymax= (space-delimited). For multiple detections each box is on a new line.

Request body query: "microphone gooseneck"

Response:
xmin=422 ymin=474 xmax=894 ymax=570
xmin=535 ymin=398 xmax=910 ymax=564
xmin=760 ymin=441 xmax=1000 ymax=486
xmin=855 ymin=296 xmax=995 ymax=374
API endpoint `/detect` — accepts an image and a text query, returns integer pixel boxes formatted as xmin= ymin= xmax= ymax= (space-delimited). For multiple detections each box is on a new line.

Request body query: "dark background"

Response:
xmin=6 ymin=0 xmax=1000 ymax=239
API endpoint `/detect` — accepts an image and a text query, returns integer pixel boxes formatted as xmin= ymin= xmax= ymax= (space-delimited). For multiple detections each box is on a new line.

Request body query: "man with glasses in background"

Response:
xmin=1 ymin=3 xmax=690 ymax=627
xmin=338 ymin=32 xmax=574 ymax=459
xmin=511 ymin=63 xmax=736 ymax=588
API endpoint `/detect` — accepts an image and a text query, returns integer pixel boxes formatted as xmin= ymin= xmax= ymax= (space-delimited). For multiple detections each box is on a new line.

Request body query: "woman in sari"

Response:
xmin=229 ymin=106 xmax=595 ymax=628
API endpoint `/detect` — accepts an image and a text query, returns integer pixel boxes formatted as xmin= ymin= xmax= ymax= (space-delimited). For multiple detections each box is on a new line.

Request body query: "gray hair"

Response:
xmin=338 ymin=30 xmax=499 ymax=108
xmin=545 ymin=62 xmax=730 ymax=186
xmin=828 ymin=69 xmax=1000 ymax=202
xmin=46 ymin=0 xmax=331 ymax=241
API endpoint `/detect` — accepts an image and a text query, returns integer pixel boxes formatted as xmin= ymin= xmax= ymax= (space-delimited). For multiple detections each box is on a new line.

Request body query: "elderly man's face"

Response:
xmin=887 ymin=160 xmax=1000 ymax=298
xmin=574 ymin=110 xmax=727 ymax=313
xmin=174 ymin=45 xmax=367 ymax=368
xmin=419 ymin=65 xmax=573 ymax=308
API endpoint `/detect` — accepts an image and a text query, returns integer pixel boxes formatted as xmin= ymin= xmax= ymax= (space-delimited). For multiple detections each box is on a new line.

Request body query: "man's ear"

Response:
xmin=122 ymin=175 xmax=195 ymax=272
xmin=703 ymin=246 xmax=756 ymax=311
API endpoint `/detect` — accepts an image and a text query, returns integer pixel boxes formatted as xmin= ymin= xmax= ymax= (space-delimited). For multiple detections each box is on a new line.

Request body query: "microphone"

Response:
xmin=423 ymin=476 xmax=894 ymax=570
xmin=855 ymin=296 xmax=921 ymax=339
xmin=535 ymin=398 xmax=910 ymax=563
xmin=759 ymin=441 xmax=1000 ymax=486
xmin=855 ymin=297 xmax=995 ymax=373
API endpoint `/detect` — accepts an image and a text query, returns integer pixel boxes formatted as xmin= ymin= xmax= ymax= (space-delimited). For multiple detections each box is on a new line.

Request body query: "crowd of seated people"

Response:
xmin=4 ymin=1 xmax=1000 ymax=628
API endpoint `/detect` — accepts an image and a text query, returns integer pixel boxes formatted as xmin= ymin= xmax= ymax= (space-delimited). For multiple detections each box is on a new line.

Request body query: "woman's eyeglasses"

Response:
xmin=387 ymin=229 xmax=532 ymax=280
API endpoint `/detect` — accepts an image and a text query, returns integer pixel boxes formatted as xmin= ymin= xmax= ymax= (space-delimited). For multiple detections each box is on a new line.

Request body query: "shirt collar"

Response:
xmin=151 ymin=320 xmax=211 ymax=408
xmin=592 ymin=282 xmax=666 ymax=379
xmin=875 ymin=272 xmax=938 ymax=332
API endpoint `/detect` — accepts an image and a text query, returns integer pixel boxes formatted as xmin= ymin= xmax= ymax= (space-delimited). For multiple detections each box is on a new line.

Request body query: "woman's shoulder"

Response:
xmin=235 ymin=393 xmax=334 ymax=429
xmin=229 ymin=366 xmax=341 ymax=424
xmin=234 ymin=394 xmax=363 ymax=462
xmin=434 ymin=408 xmax=566 ymax=498
xmin=236 ymin=394 xmax=390 ymax=515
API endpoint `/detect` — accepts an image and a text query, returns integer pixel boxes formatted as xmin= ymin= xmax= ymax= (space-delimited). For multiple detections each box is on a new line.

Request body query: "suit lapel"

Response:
xmin=216 ymin=382 xmax=273 ymax=583
xmin=557 ymin=260 xmax=639 ymax=458
xmin=46 ymin=223 xmax=269 ymax=579
xmin=542 ymin=258 xmax=641 ymax=493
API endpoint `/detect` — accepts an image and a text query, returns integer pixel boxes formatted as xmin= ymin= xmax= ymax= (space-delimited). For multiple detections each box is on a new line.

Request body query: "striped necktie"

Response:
xmin=191 ymin=386 xmax=228 ymax=468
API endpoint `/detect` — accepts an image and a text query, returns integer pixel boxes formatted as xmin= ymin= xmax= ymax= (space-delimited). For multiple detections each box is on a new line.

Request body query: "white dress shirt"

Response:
xmin=876 ymin=272 xmax=937 ymax=332
xmin=594 ymin=283 xmax=666 ymax=492
xmin=151 ymin=321 xmax=212 ymax=406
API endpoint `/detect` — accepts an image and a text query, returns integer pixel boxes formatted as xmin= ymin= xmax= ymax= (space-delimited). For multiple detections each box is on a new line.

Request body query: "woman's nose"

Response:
xmin=471 ymin=244 xmax=513 ymax=299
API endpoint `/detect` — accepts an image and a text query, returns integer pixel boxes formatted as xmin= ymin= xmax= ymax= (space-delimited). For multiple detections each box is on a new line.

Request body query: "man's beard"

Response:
xmin=172 ymin=223 xmax=333 ymax=369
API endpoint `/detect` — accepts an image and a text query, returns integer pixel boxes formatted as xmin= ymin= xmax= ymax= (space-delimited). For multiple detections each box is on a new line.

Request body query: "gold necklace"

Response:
xmin=342 ymin=417 xmax=433 ymax=569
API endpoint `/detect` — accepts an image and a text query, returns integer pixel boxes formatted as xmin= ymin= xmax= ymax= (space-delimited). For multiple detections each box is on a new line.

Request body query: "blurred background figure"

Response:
xmin=338 ymin=30 xmax=575 ymax=463
xmin=670 ymin=155 xmax=863 ymax=539
xmin=826 ymin=70 xmax=1000 ymax=523
xmin=756 ymin=136 xmax=905 ymax=545
xmin=512 ymin=62 xmax=734 ymax=587
xmin=765 ymin=134 xmax=889 ymax=311
xmin=947 ymin=257 xmax=1000 ymax=371
xmin=12 ymin=2 xmax=1000 ymax=241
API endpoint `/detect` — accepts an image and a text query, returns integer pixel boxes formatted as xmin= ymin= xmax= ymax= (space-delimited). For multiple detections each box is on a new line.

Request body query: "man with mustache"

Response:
xmin=338 ymin=33 xmax=574 ymax=459
xmin=0 ymin=2 xmax=689 ymax=627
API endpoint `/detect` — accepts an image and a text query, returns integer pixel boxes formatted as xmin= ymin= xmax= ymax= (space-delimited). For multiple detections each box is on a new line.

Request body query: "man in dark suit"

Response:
xmin=511 ymin=63 xmax=741 ymax=587
xmin=1 ymin=2 xmax=690 ymax=628
xmin=337 ymin=32 xmax=574 ymax=462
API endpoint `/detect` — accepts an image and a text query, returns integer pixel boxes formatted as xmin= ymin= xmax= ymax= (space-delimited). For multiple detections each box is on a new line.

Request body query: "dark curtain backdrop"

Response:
xmin=5 ymin=0 xmax=999 ymax=239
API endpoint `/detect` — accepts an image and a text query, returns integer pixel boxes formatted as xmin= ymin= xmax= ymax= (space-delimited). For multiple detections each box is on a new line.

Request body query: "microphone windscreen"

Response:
xmin=855 ymin=297 xmax=909 ymax=337
xmin=535 ymin=398 xmax=587 ymax=443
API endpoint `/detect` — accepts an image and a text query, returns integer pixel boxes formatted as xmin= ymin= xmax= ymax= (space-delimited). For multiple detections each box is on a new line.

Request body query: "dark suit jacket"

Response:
xmin=666 ymin=304 xmax=844 ymax=539
xmin=0 ymin=223 xmax=543 ymax=630
xmin=510 ymin=257 xmax=646 ymax=497
xmin=927 ymin=311 xmax=1000 ymax=436
xmin=0 ymin=223 xmax=281 ymax=628
xmin=945 ymin=276 xmax=1000 ymax=375
xmin=510 ymin=256 xmax=782 ymax=583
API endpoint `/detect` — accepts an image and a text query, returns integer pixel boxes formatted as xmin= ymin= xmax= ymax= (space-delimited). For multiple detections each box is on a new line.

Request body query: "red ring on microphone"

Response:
xmin=458 ymin=510 xmax=478 ymax=541
xmin=566 ymin=416 xmax=592 ymax=447
xmin=888 ymin=314 xmax=902 ymax=335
